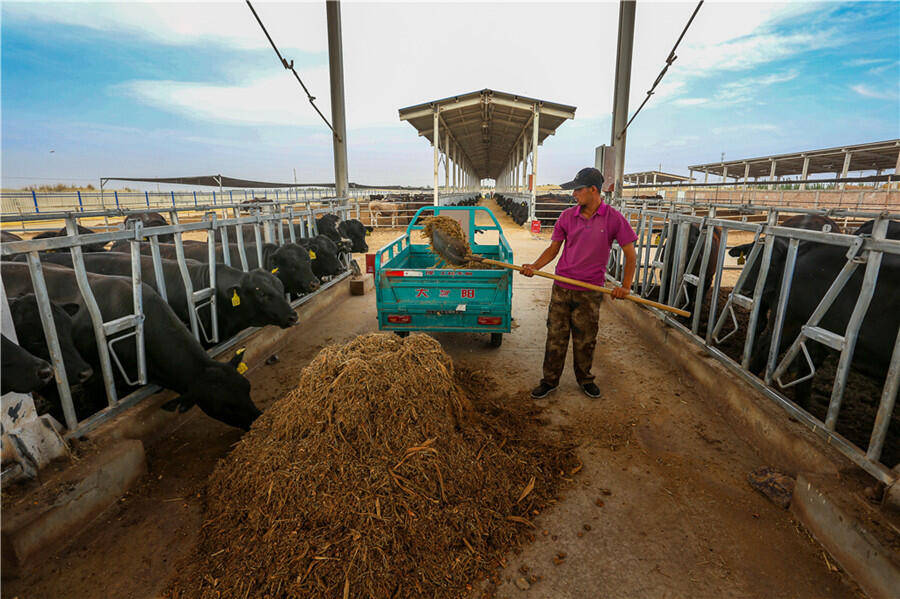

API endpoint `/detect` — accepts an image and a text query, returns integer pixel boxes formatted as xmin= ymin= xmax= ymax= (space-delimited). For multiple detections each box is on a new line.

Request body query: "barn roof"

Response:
xmin=688 ymin=139 xmax=900 ymax=180
xmin=398 ymin=89 xmax=576 ymax=180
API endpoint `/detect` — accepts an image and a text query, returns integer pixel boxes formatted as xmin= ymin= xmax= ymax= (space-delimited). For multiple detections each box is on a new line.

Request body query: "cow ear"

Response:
xmin=61 ymin=302 xmax=81 ymax=316
xmin=366 ymin=226 xmax=374 ymax=233
xmin=161 ymin=394 xmax=195 ymax=413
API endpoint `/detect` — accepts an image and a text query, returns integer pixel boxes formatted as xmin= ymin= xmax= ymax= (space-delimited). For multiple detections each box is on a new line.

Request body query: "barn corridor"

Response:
xmin=4 ymin=199 xmax=861 ymax=599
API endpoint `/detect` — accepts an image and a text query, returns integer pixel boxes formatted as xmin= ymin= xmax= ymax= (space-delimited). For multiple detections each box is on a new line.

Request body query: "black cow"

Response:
xmin=729 ymin=214 xmax=843 ymax=263
xmin=316 ymin=214 xmax=371 ymax=253
xmin=2 ymin=231 xmax=23 ymax=242
xmin=338 ymin=219 xmax=372 ymax=253
xmin=316 ymin=214 xmax=343 ymax=245
xmin=1 ymin=263 xmax=261 ymax=430
xmin=7 ymin=293 xmax=94 ymax=385
xmin=650 ymin=223 xmax=721 ymax=319
xmin=36 ymin=252 xmax=299 ymax=344
xmin=124 ymin=212 xmax=173 ymax=243
xmin=297 ymin=235 xmax=343 ymax=279
xmin=853 ymin=219 xmax=900 ymax=238
xmin=727 ymin=215 xmax=845 ymax=343
xmin=32 ymin=225 xmax=107 ymax=252
xmin=754 ymin=222 xmax=900 ymax=408
xmin=2 ymin=335 xmax=53 ymax=394
xmin=109 ymin=240 xmax=320 ymax=296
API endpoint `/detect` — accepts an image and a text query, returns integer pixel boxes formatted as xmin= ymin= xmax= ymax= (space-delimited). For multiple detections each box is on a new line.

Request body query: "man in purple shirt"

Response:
xmin=522 ymin=167 xmax=638 ymax=399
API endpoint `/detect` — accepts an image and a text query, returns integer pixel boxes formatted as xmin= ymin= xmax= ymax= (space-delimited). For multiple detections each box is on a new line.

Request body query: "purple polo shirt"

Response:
xmin=551 ymin=202 xmax=637 ymax=290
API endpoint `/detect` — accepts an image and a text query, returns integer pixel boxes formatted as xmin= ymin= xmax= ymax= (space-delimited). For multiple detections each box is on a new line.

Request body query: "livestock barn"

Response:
xmin=2 ymin=2 xmax=899 ymax=599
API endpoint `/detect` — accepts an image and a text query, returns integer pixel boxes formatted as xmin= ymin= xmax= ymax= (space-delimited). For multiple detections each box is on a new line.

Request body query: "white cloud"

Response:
xmin=711 ymin=70 xmax=798 ymax=105
xmin=5 ymin=1 xmax=882 ymax=183
xmin=850 ymin=84 xmax=897 ymax=100
xmin=672 ymin=98 xmax=709 ymax=106
xmin=6 ymin=1 xmax=833 ymax=127
xmin=115 ymin=70 xmax=335 ymax=127
xmin=2 ymin=1 xmax=327 ymax=53
xmin=844 ymin=58 xmax=892 ymax=67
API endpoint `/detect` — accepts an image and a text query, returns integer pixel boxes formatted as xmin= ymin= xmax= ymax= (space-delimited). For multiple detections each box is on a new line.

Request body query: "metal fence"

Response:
xmin=0 ymin=197 xmax=358 ymax=443
xmin=625 ymin=185 xmax=898 ymax=211
xmin=349 ymin=191 xmax=481 ymax=229
xmin=0 ymin=188 xmax=480 ymax=234
xmin=605 ymin=197 xmax=900 ymax=487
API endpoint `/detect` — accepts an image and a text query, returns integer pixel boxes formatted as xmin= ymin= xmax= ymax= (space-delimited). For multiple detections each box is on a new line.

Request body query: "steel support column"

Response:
xmin=800 ymin=155 xmax=810 ymax=190
xmin=444 ymin=139 xmax=450 ymax=191
xmin=326 ymin=0 xmax=349 ymax=199
xmin=768 ymin=159 xmax=777 ymax=190
xmin=840 ymin=150 xmax=852 ymax=190
xmin=530 ymin=106 xmax=540 ymax=221
xmin=610 ymin=0 xmax=636 ymax=197
xmin=433 ymin=108 xmax=439 ymax=206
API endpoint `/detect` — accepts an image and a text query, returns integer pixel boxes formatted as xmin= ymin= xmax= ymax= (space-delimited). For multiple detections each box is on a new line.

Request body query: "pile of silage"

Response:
xmin=421 ymin=216 xmax=497 ymax=270
xmin=168 ymin=333 xmax=576 ymax=599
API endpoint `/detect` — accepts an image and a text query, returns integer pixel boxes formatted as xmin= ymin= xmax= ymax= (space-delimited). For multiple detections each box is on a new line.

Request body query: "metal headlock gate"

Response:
xmin=0 ymin=197 xmax=358 ymax=444
xmin=606 ymin=197 xmax=900 ymax=487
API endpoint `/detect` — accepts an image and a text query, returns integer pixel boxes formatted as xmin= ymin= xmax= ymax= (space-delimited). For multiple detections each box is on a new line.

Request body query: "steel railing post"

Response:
xmin=23 ymin=252 xmax=78 ymax=428
xmin=64 ymin=217 xmax=118 ymax=406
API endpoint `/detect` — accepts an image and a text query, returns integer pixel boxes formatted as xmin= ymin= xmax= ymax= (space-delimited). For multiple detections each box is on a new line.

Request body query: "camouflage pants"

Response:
xmin=541 ymin=285 xmax=603 ymax=387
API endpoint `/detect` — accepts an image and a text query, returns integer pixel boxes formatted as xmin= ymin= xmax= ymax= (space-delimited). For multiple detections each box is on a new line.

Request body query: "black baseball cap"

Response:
xmin=560 ymin=167 xmax=604 ymax=191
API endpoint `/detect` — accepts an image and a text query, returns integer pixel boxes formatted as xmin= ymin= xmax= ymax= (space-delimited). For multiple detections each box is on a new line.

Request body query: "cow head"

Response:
xmin=124 ymin=212 xmax=173 ymax=243
xmin=8 ymin=294 xmax=94 ymax=385
xmin=304 ymin=237 xmax=343 ymax=278
xmin=337 ymin=219 xmax=370 ymax=253
xmin=270 ymin=243 xmax=320 ymax=294
xmin=315 ymin=214 xmax=343 ymax=244
xmin=164 ymin=356 xmax=261 ymax=431
xmin=1 ymin=334 xmax=54 ymax=394
xmin=232 ymin=270 xmax=298 ymax=328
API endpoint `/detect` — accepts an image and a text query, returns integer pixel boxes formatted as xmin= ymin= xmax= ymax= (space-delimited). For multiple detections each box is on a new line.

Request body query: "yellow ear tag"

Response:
xmin=309 ymin=250 xmax=317 ymax=260
xmin=271 ymin=267 xmax=279 ymax=274
xmin=365 ymin=230 xmax=371 ymax=236
xmin=236 ymin=362 xmax=248 ymax=374
xmin=236 ymin=347 xmax=246 ymax=356
xmin=737 ymin=252 xmax=746 ymax=265
xmin=231 ymin=290 xmax=241 ymax=307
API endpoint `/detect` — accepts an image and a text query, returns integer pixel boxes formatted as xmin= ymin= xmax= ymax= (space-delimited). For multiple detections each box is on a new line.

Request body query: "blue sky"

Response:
xmin=2 ymin=1 xmax=898 ymax=189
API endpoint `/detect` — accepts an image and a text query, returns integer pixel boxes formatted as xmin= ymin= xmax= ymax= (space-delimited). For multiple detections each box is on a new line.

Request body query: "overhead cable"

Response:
xmin=616 ymin=0 xmax=704 ymax=141
xmin=245 ymin=0 xmax=341 ymax=142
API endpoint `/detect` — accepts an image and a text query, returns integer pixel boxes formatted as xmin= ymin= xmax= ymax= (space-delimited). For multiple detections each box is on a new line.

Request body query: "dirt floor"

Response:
xmin=2 ymin=200 xmax=866 ymax=598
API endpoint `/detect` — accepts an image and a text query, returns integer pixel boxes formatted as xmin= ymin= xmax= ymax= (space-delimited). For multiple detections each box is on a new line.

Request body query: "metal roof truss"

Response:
xmin=399 ymin=89 xmax=576 ymax=181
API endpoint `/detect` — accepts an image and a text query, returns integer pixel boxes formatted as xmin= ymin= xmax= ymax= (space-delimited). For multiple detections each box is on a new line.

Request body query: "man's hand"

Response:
xmin=520 ymin=264 xmax=536 ymax=277
xmin=611 ymin=285 xmax=630 ymax=299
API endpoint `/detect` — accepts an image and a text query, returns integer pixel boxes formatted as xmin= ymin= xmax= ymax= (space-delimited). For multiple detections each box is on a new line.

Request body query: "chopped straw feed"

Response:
xmin=168 ymin=333 xmax=576 ymax=599
xmin=421 ymin=215 xmax=496 ymax=269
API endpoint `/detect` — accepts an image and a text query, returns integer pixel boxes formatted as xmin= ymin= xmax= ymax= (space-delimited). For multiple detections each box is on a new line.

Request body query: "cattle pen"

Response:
xmin=3 ymin=189 xmax=900 ymax=599
xmin=3 ymin=0 xmax=900 ymax=597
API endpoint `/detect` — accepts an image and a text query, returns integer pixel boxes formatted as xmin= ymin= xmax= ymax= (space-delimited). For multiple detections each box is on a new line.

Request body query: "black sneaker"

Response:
xmin=530 ymin=382 xmax=558 ymax=399
xmin=581 ymin=382 xmax=601 ymax=398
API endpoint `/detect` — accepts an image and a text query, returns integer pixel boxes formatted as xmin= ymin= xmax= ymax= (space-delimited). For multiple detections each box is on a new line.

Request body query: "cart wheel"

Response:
xmin=489 ymin=333 xmax=503 ymax=347
xmin=395 ymin=331 xmax=410 ymax=338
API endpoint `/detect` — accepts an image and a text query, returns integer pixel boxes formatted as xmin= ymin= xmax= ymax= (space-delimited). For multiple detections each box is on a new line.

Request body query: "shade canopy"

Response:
xmin=399 ymin=89 xmax=576 ymax=180
xmin=689 ymin=139 xmax=900 ymax=180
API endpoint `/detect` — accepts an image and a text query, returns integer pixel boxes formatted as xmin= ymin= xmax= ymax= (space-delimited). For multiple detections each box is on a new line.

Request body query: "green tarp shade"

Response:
xmin=102 ymin=175 xmax=299 ymax=189
xmin=101 ymin=176 xmax=379 ymax=189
